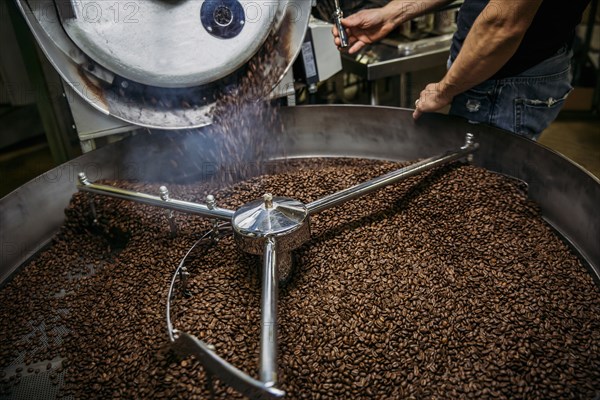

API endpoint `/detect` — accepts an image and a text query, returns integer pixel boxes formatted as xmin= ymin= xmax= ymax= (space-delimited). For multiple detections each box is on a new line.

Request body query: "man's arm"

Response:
xmin=413 ymin=0 xmax=544 ymax=119
xmin=383 ymin=0 xmax=457 ymax=28
xmin=333 ymin=0 xmax=455 ymax=53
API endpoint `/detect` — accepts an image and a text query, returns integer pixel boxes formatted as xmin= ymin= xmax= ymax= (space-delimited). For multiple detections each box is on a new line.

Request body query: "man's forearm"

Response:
xmin=439 ymin=0 xmax=543 ymax=98
xmin=382 ymin=0 xmax=456 ymax=27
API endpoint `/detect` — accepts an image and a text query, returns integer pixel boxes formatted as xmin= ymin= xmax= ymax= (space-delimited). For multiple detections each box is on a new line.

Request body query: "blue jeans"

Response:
xmin=448 ymin=46 xmax=574 ymax=140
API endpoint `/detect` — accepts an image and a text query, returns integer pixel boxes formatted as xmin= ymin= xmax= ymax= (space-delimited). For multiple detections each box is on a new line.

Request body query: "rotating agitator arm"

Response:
xmin=306 ymin=133 xmax=479 ymax=215
xmin=77 ymin=174 xmax=235 ymax=222
xmin=76 ymin=133 xmax=479 ymax=399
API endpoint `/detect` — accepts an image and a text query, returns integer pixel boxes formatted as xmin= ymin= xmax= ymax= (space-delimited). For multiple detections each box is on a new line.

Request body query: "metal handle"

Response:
xmin=334 ymin=9 xmax=349 ymax=49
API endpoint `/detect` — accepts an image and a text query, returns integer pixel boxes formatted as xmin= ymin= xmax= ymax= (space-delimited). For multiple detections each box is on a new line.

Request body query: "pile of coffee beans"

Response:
xmin=1 ymin=158 xmax=599 ymax=399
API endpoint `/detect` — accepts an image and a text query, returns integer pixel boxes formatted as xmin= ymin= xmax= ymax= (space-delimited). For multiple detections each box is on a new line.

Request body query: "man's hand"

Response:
xmin=332 ymin=8 xmax=397 ymax=54
xmin=413 ymin=81 xmax=455 ymax=120
xmin=331 ymin=1 xmax=454 ymax=53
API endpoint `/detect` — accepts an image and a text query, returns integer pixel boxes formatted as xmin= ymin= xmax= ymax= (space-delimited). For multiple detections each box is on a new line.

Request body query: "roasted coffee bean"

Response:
xmin=1 ymin=159 xmax=600 ymax=399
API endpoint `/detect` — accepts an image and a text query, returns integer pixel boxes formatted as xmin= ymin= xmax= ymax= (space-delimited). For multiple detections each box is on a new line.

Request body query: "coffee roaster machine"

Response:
xmin=2 ymin=0 xmax=600 ymax=399
xmin=13 ymin=0 xmax=342 ymax=151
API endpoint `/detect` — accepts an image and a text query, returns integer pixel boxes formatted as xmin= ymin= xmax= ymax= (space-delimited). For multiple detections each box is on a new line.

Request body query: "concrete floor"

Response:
xmin=0 ymin=116 xmax=599 ymax=198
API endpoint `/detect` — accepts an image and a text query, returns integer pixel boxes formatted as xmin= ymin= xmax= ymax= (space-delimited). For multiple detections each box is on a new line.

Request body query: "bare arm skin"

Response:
xmin=332 ymin=0 xmax=454 ymax=54
xmin=413 ymin=0 xmax=544 ymax=119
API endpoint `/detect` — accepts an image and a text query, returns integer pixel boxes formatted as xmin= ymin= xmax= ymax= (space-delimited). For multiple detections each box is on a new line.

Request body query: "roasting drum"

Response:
xmin=2 ymin=106 xmax=599 ymax=284
xmin=1 ymin=105 xmax=600 ymax=399
xmin=14 ymin=0 xmax=312 ymax=129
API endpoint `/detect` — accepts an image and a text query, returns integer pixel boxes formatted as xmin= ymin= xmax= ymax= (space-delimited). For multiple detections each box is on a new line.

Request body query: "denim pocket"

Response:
xmin=449 ymin=85 xmax=494 ymax=124
xmin=510 ymin=63 xmax=573 ymax=139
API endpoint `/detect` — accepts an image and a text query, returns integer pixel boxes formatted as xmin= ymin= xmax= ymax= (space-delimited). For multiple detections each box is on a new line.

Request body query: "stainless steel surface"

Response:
xmin=15 ymin=0 xmax=312 ymax=129
xmin=333 ymin=0 xmax=349 ymax=49
xmin=306 ymin=134 xmax=479 ymax=214
xmin=159 ymin=186 xmax=178 ymax=237
xmin=2 ymin=105 xmax=599 ymax=284
xmin=341 ymin=36 xmax=452 ymax=107
xmin=77 ymin=173 xmax=235 ymax=221
xmin=56 ymin=0 xmax=280 ymax=87
xmin=233 ymin=196 xmax=309 ymax=239
xmin=393 ymin=33 xmax=454 ymax=57
xmin=74 ymin=132 xmax=476 ymax=397
xmin=342 ymin=42 xmax=451 ymax=81
xmin=232 ymin=196 xmax=311 ymax=256
xmin=260 ymin=237 xmax=279 ymax=387
xmin=206 ymin=194 xmax=221 ymax=240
